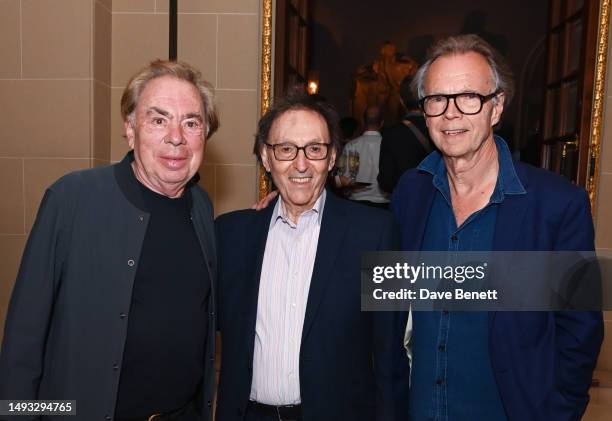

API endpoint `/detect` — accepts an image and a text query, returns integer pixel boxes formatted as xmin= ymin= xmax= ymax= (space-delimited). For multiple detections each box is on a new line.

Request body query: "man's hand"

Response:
xmin=252 ymin=190 xmax=278 ymax=210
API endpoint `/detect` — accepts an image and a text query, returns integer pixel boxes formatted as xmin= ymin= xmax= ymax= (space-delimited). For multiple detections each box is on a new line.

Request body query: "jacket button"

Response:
xmin=113 ymin=363 xmax=119 ymax=371
xmin=105 ymin=415 xmax=111 ymax=420
xmin=207 ymin=400 xmax=212 ymax=407
xmin=436 ymin=378 xmax=444 ymax=385
xmin=210 ymin=311 xmax=215 ymax=317
xmin=138 ymin=215 xmax=144 ymax=221
xmin=119 ymin=313 xmax=127 ymax=319
xmin=127 ymin=259 xmax=135 ymax=266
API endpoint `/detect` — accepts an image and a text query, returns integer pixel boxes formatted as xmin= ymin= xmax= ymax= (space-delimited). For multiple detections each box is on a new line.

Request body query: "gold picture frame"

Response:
xmin=587 ymin=0 xmax=610 ymax=218
xmin=258 ymin=0 xmax=274 ymax=200
xmin=258 ymin=0 xmax=610 ymax=213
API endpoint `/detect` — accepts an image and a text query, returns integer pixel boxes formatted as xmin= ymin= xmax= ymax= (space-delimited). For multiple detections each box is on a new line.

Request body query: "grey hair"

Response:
xmin=121 ymin=59 xmax=219 ymax=139
xmin=411 ymin=34 xmax=514 ymax=107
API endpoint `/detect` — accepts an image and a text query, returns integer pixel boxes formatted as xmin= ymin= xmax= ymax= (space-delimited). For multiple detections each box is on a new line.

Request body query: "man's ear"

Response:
xmin=125 ymin=119 xmax=136 ymax=150
xmin=491 ymin=92 xmax=505 ymax=127
xmin=327 ymin=148 xmax=337 ymax=171
xmin=259 ymin=144 xmax=271 ymax=173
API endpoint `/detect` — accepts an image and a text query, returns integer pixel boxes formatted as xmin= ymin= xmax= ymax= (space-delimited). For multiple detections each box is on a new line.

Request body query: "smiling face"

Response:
xmin=260 ymin=109 xmax=336 ymax=221
xmin=423 ymin=52 xmax=504 ymax=162
xmin=125 ymin=75 xmax=206 ymax=198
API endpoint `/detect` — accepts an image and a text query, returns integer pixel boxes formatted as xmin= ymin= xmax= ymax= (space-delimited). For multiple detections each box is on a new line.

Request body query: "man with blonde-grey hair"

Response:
xmin=0 ymin=60 xmax=219 ymax=421
xmin=392 ymin=34 xmax=603 ymax=420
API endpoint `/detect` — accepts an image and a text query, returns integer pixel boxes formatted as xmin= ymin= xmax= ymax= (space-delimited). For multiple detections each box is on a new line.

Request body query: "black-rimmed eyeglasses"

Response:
xmin=264 ymin=142 xmax=330 ymax=161
xmin=419 ymin=91 xmax=500 ymax=117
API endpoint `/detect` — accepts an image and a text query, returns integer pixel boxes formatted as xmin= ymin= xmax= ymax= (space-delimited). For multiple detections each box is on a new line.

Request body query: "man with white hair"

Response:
xmin=0 ymin=60 xmax=219 ymax=421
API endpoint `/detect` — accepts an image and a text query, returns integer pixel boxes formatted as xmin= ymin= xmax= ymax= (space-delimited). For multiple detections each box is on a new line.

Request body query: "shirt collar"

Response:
xmin=494 ymin=135 xmax=526 ymax=195
xmin=271 ymin=189 xmax=326 ymax=229
xmin=417 ymin=135 xmax=526 ymax=205
xmin=362 ymin=130 xmax=381 ymax=136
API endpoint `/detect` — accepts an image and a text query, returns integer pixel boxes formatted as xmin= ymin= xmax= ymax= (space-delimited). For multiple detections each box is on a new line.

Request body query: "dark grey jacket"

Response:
xmin=0 ymin=152 xmax=217 ymax=421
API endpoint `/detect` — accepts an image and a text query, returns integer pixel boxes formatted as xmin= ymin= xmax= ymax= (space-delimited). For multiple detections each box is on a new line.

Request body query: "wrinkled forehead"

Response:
xmin=424 ymin=52 xmax=495 ymax=94
xmin=136 ymin=76 xmax=204 ymax=115
xmin=269 ymin=108 xmax=330 ymax=143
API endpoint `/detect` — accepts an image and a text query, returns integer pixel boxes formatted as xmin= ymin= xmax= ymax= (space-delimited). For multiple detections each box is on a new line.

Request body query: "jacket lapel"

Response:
xmin=492 ymin=161 xmax=530 ymax=251
xmin=301 ymin=193 xmax=349 ymax=344
xmin=489 ymin=164 xmax=529 ymax=327
xmin=400 ymin=173 xmax=436 ymax=250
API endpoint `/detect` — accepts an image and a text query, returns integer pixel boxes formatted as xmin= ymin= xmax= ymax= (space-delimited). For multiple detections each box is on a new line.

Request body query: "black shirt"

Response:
xmin=378 ymin=115 xmax=432 ymax=193
xmin=115 ymin=173 xmax=210 ymax=418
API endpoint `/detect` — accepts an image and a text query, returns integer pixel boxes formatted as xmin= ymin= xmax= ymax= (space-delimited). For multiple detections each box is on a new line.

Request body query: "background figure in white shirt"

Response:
xmin=339 ymin=106 xmax=390 ymax=209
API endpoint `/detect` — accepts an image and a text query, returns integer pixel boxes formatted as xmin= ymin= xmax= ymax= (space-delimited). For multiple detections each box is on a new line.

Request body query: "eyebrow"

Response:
xmin=146 ymin=107 xmax=203 ymax=121
xmin=425 ymin=90 xmax=483 ymax=96
xmin=146 ymin=106 xmax=171 ymax=118
xmin=277 ymin=138 xmax=326 ymax=144
xmin=184 ymin=112 xmax=203 ymax=121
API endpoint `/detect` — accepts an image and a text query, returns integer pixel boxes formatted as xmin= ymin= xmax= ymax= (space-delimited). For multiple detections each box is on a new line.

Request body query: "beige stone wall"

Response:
xmin=0 ymin=0 xmax=109 ymax=340
xmin=0 ymin=0 xmax=261 ymax=341
xmin=110 ymin=0 xmax=260 ymax=215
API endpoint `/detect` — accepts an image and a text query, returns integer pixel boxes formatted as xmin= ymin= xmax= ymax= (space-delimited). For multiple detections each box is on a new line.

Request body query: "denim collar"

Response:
xmin=417 ymin=135 xmax=526 ymax=205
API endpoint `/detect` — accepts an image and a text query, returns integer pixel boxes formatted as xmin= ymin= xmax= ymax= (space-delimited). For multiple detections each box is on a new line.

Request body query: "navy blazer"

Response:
xmin=215 ymin=192 xmax=410 ymax=421
xmin=392 ymin=160 xmax=604 ymax=421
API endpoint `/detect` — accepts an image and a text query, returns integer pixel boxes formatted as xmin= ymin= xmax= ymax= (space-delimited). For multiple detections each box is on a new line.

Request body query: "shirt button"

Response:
xmin=127 ymin=259 xmax=135 ymax=267
xmin=207 ymin=401 xmax=212 ymax=407
xmin=442 ymin=309 xmax=449 ymax=315
xmin=438 ymin=344 xmax=445 ymax=352
xmin=451 ymin=235 xmax=458 ymax=241
xmin=210 ymin=311 xmax=215 ymax=317
xmin=291 ymin=303 xmax=296 ymax=308
xmin=436 ymin=378 xmax=444 ymax=385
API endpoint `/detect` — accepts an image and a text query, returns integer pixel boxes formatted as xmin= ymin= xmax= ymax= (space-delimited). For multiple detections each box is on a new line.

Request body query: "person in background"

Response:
xmin=339 ymin=116 xmax=360 ymax=145
xmin=338 ymin=106 xmax=390 ymax=209
xmin=378 ymin=75 xmax=433 ymax=194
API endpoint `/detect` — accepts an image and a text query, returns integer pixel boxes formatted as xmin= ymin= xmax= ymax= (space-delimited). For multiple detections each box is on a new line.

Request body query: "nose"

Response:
xmin=165 ymin=122 xmax=185 ymax=145
xmin=293 ymin=148 xmax=309 ymax=172
xmin=443 ymin=97 xmax=462 ymax=119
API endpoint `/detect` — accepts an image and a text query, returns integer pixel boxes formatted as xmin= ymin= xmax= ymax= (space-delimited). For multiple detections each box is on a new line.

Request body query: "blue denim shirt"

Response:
xmin=409 ymin=136 xmax=525 ymax=421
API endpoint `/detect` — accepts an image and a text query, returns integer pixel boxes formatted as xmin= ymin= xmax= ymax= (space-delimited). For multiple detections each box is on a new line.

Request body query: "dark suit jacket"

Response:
xmin=392 ymin=160 xmax=604 ymax=421
xmin=215 ymin=192 xmax=410 ymax=421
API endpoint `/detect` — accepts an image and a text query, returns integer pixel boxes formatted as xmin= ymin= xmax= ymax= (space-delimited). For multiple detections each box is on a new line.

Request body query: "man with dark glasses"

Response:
xmin=391 ymin=34 xmax=602 ymax=421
